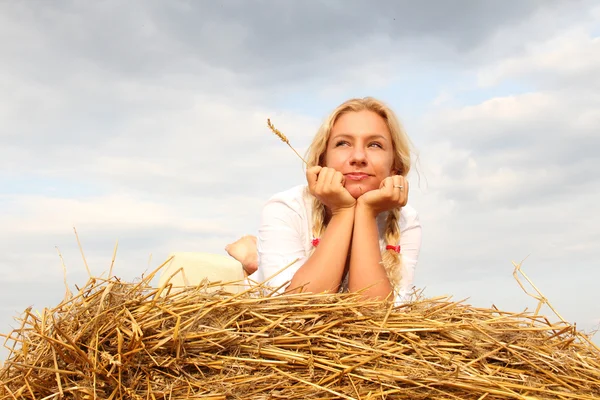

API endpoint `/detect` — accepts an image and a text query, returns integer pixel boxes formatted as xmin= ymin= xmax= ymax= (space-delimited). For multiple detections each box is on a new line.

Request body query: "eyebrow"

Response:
xmin=332 ymin=133 xmax=389 ymax=142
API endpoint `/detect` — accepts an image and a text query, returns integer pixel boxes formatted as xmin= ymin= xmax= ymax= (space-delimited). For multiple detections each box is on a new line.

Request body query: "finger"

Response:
xmin=306 ymin=166 xmax=322 ymax=185
xmin=329 ymin=169 xmax=339 ymax=185
xmin=401 ymin=180 xmax=410 ymax=206
xmin=333 ymin=171 xmax=345 ymax=189
xmin=392 ymin=175 xmax=404 ymax=199
xmin=317 ymin=167 xmax=333 ymax=192
xmin=306 ymin=166 xmax=322 ymax=191
xmin=393 ymin=175 xmax=406 ymax=206
xmin=392 ymin=175 xmax=404 ymax=194
xmin=382 ymin=176 xmax=394 ymax=197
xmin=325 ymin=168 xmax=338 ymax=192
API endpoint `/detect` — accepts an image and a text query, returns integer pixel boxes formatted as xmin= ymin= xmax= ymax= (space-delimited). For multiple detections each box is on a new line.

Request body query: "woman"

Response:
xmin=227 ymin=97 xmax=422 ymax=304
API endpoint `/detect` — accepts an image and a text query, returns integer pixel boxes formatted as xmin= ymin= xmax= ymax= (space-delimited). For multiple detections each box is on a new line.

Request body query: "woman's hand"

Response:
xmin=307 ymin=166 xmax=356 ymax=215
xmin=357 ymin=175 xmax=408 ymax=217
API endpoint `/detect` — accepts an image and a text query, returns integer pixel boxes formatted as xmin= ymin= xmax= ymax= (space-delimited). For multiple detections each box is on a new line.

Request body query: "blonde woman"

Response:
xmin=227 ymin=97 xmax=422 ymax=304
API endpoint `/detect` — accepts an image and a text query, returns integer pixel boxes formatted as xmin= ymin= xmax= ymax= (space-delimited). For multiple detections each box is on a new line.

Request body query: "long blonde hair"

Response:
xmin=304 ymin=97 xmax=412 ymax=292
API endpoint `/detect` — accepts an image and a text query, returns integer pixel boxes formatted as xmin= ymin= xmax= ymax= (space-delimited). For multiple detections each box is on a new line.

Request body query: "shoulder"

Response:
xmin=266 ymin=184 xmax=307 ymax=201
xmin=261 ymin=184 xmax=310 ymax=218
xmin=264 ymin=184 xmax=308 ymax=207
xmin=399 ymin=203 xmax=421 ymax=231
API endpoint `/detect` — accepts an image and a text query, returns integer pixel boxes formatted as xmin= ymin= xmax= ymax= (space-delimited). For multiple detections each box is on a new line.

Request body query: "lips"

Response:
xmin=345 ymin=172 xmax=371 ymax=181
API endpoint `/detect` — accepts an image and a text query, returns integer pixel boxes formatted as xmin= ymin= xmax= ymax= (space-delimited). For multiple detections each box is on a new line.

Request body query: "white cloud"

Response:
xmin=478 ymin=30 xmax=600 ymax=88
xmin=475 ymin=3 xmax=600 ymax=90
xmin=408 ymin=22 xmax=600 ymax=319
xmin=432 ymin=90 xmax=453 ymax=107
xmin=0 ymin=194 xmax=234 ymax=235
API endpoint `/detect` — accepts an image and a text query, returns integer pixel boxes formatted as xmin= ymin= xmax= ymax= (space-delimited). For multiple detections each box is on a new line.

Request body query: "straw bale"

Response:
xmin=1 ymin=270 xmax=599 ymax=399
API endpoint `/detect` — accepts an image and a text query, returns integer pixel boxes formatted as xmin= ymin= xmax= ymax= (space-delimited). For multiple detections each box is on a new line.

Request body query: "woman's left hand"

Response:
xmin=357 ymin=175 xmax=409 ymax=216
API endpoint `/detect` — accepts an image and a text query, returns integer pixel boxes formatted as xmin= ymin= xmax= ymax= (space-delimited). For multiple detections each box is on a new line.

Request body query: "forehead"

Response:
xmin=330 ymin=110 xmax=390 ymax=139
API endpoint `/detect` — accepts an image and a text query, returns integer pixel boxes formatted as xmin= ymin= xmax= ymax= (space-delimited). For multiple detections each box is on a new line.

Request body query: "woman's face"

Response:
xmin=323 ymin=110 xmax=396 ymax=199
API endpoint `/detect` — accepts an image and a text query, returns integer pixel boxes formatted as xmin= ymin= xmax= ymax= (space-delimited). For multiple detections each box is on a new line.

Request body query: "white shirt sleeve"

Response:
xmin=254 ymin=195 xmax=308 ymax=292
xmin=395 ymin=207 xmax=423 ymax=304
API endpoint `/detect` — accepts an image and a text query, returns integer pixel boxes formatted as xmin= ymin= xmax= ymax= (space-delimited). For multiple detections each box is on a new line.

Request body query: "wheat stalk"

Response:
xmin=267 ymin=118 xmax=308 ymax=165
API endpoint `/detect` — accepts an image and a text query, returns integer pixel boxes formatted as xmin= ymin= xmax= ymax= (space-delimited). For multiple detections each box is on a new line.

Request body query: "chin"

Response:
xmin=346 ymin=184 xmax=375 ymax=198
xmin=348 ymin=190 xmax=362 ymax=199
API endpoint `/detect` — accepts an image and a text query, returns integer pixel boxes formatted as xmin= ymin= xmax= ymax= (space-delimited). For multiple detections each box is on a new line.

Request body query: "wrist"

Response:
xmin=356 ymin=200 xmax=379 ymax=219
xmin=331 ymin=205 xmax=356 ymax=218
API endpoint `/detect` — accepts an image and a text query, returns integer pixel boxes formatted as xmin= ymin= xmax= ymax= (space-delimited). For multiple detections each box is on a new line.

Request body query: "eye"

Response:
xmin=369 ymin=142 xmax=383 ymax=148
xmin=335 ymin=140 xmax=350 ymax=147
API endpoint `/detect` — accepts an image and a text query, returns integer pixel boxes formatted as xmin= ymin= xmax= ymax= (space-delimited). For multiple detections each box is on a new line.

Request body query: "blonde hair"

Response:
xmin=304 ymin=97 xmax=412 ymax=293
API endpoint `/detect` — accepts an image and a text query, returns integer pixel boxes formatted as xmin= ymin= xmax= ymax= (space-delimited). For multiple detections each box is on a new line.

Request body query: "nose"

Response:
xmin=349 ymin=145 xmax=367 ymax=166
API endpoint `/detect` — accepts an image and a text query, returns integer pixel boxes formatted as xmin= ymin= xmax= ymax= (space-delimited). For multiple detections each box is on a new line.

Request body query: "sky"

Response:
xmin=1 ymin=0 xmax=599 ymax=361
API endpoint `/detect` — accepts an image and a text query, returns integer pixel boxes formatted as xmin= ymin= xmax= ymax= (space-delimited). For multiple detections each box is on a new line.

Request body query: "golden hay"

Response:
xmin=1 ymin=262 xmax=599 ymax=399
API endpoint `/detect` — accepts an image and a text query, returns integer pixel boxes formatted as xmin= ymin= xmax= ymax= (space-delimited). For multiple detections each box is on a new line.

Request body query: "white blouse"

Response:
xmin=253 ymin=184 xmax=422 ymax=304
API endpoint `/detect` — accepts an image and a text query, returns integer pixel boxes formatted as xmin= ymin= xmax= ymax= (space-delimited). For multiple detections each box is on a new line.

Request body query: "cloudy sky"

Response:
xmin=1 ymin=0 xmax=599 ymax=360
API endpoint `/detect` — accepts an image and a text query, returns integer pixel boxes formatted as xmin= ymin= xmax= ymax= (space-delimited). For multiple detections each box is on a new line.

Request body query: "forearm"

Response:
xmin=348 ymin=204 xmax=393 ymax=299
xmin=287 ymin=208 xmax=355 ymax=294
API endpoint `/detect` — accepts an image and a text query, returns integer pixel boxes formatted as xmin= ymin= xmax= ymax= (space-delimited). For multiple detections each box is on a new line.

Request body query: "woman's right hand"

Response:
xmin=306 ymin=166 xmax=356 ymax=215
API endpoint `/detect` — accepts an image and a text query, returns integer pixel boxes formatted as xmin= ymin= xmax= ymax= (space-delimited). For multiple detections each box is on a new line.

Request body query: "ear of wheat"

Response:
xmin=267 ymin=118 xmax=308 ymax=165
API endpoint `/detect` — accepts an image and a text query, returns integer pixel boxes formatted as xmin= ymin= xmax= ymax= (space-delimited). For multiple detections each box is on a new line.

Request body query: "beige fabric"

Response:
xmin=157 ymin=252 xmax=247 ymax=294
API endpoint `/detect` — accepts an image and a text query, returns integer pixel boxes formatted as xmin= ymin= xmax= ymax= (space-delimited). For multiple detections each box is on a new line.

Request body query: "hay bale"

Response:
xmin=157 ymin=252 xmax=247 ymax=295
xmin=1 ymin=268 xmax=599 ymax=399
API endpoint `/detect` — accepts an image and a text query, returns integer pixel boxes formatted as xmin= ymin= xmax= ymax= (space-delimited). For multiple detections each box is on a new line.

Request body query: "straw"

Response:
xmin=1 ymin=260 xmax=598 ymax=399
xmin=267 ymin=118 xmax=308 ymax=165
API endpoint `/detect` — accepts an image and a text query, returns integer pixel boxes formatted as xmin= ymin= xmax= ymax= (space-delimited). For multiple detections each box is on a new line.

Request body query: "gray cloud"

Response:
xmin=1 ymin=0 xmax=599 ymax=362
xmin=2 ymin=0 xmax=582 ymax=86
xmin=152 ymin=0 xmax=546 ymax=68
xmin=1 ymin=0 xmax=594 ymax=157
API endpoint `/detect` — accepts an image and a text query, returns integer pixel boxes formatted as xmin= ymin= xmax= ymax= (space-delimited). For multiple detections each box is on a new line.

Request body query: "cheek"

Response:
xmin=374 ymin=154 xmax=395 ymax=175
xmin=323 ymin=151 xmax=344 ymax=168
